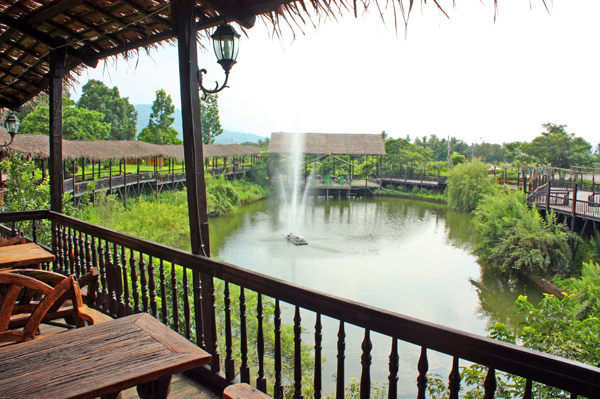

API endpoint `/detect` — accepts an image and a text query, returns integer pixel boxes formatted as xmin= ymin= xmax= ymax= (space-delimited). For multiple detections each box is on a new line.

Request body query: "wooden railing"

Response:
xmin=1 ymin=210 xmax=600 ymax=398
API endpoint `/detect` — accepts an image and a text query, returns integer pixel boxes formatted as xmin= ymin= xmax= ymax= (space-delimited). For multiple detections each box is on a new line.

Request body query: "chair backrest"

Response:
xmin=0 ymin=272 xmax=79 ymax=343
xmin=0 ymin=230 xmax=25 ymax=247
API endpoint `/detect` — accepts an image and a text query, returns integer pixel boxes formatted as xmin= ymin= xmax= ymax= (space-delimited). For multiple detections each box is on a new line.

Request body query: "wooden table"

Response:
xmin=0 ymin=313 xmax=211 ymax=399
xmin=0 ymin=243 xmax=55 ymax=269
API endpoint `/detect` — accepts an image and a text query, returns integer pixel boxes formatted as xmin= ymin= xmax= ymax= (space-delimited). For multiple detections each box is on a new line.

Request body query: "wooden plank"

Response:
xmin=0 ymin=313 xmax=211 ymax=399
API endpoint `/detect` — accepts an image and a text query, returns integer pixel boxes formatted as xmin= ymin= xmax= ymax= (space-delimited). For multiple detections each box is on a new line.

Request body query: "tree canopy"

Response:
xmin=137 ymin=89 xmax=182 ymax=145
xmin=200 ymin=94 xmax=223 ymax=144
xmin=77 ymin=79 xmax=138 ymax=140
xmin=520 ymin=123 xmax=593 ymax=168
xmin=19 ymin=97 xmax=110 ymax=140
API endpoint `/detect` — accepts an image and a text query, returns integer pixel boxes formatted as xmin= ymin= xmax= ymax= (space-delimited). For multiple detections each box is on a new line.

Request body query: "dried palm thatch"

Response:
xmin=0 ymin=130 xmax=261 ymax=161
xmin=268 ymin=132 xmax=385 ymax=155
xmin=0 ymin=0 xmax=539 ymax=110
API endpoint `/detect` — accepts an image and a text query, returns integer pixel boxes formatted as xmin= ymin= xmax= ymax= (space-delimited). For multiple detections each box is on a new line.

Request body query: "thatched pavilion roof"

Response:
xmin=268 ymin=133 xmax=386 ymax=155
xmin=0 ymin=0 xmax=450 ymax=110
xmin=0 ymin=130 xmax=260 ymax=160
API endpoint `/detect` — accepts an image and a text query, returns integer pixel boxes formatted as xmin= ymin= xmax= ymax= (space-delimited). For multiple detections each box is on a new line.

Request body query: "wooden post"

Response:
xmin=123 ymin=157 xmax=127 ymax=207
xmin=173 ymin=0 xmax=218 ymax=367
xmin=137 ymin=159 xmax=141 ymax=197
xmin=72 ymin=160 xmax=76 ymax=204
xmin=109 ymin=159 xmax=113 ymax=195
xmin=49 ymin=38 xmax=67 ymax=214
xmin=523 ymin=172 xmax=527 ymax=194
xmin=546 ymin=173 xmax=551 ymax=212
xmin=155 ymin=156 xmax=158 ymax=198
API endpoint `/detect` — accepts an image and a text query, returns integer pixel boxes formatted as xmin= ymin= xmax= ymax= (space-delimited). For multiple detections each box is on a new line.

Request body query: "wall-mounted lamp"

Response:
xmin=199 ymin=23 xmax=240 ymax=95
xmin=2 ymin=114 xmax=19 ymax=147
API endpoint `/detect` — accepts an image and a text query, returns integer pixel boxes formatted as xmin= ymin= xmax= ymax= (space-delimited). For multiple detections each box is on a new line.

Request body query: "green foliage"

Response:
xmin=137 ymin=89 xmax=182 ymax=145
xmin=325 ymin=378 xmax=388 ymax=399
xmin=450 ymin=152 xmax=466 ymax=165
xmin=558 ymin=261 xmax=600 ymax=318
xmin=473 ymin=190 xmax=571 ymax=275
xmin=427 ymin=294 xmax=600 ymax=398
xmin=446 ymin=160 xmax=497 ymax=211
xmin=0 ymin=154 xmax=91 ymax=244
xmin=520 ymin=123 xmax=593 ymax=168
xmin=77 ymin=79 xmax=138 ymax=140
xmin=200 ymin=94 xmax=223 ymax=144
xmin=247 ymin=153 xmax=271 ymax=187
xmin=20 ymin=97 xmax=111 ymax=140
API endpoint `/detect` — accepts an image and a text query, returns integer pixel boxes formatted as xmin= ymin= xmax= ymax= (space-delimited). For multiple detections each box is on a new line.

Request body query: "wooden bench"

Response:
xmin=223 ymin=384 xmax=272 ymax=399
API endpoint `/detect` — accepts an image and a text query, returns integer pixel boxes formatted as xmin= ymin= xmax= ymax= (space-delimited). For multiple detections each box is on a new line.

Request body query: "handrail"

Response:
xmin=1 ymin=210 xmax=599 ymax=396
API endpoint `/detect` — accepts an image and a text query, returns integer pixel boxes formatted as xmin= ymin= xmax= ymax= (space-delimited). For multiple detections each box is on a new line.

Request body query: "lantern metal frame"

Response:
xmin=1 ymin=114 xmax=19 ymax=148
xmin=199 ymin=23 xmax=240 ymax=96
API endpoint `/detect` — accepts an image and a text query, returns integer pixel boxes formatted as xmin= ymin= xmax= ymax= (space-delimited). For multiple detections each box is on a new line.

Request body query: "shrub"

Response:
xmin=473 ymin=190 xmax=571 ymax=275
xmin=446 ymin=160 xmax=497 ymax=211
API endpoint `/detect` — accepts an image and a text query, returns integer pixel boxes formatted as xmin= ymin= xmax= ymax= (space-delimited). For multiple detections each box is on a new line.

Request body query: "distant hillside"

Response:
xmin=135 ymin=104 xmax=266 ymax=144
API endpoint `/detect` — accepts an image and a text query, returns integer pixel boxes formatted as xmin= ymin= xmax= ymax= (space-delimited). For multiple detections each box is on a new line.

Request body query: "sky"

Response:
xmin=71 ymin=0 xmax=600 ymax=147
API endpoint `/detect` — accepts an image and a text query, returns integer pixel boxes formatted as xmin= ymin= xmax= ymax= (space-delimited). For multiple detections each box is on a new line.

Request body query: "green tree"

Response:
xmin=77 ymin=79 xmax=138 ymax=140
xmin=446 ymin=160 xmax=497 ymax=211
xmin=502 ymin=141 xmax=523 ymax=165
xmin=520 ymin=123 xmax=593 ymax=168
xmin=19 ymin=97 xmax=110 ymax=140
xmin=15 ymin=93 xmax=49 ymax=128
xmin=138 ymin=89 xmax=182 ymax=145
xmin=381 ymin=130 xmax=389 ymax=141
xmin=200 ymin=94 xmax=223 ymax=144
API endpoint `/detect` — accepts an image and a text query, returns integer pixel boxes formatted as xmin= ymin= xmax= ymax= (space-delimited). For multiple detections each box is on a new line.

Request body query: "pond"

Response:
xmin=208 ymin=196 xmax=544 ymax=396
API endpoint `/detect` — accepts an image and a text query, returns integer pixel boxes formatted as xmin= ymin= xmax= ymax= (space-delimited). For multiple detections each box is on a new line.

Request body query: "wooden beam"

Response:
xmin=0 ymin=13 xmax=98 ymax=68
xmin=26 ymin=0 xmax=87 ymax=25
xmin=49 ymin=37 xmax=67 ymax=213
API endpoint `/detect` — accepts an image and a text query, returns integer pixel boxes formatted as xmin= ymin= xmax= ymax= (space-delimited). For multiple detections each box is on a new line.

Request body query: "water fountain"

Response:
xmin=283 ymin=132 xmax=309 ymax=245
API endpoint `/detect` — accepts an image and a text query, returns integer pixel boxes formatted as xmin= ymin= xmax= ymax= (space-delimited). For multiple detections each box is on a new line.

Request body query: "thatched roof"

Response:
xmin=268 ymin=133 xmax=386 ymax=155
xmin=0 ymin=130 xmax=261 ymax=160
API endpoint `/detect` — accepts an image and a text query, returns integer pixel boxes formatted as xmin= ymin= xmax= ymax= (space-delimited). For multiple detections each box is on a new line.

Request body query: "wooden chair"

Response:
xmin=2 ymin=269 xmax=111 ymax=335
xmin=223 ymin=384 xmax=272 ymax=399
xmin=0 ymin=229 xmax=25 ymax=247
xmin=0 ymin=272 xmax=83 ymax=343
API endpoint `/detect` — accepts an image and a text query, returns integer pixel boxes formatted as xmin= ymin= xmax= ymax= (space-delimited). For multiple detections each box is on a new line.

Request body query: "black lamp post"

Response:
xmin=2 ymin=114 xmax=19 ymax=147
xmin=199 ymin=23 xmax=241 ymax=95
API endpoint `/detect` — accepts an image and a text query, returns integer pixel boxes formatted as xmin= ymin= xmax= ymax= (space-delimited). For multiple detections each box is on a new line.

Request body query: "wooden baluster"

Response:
xmin=523 ymin=379 xmax=532 ymax=399
xmin=139 ymin=254 xmax=149 ymax=312
xmin=336 ymin=321 xmax=345 ymax=399
xmin=360 ymin=330 xmax=372 ymax=399
xmin=32 ymin=221 xmax=37 ymax=244
xmin=255 ymin=293 xmax=266 ymax=392
xmin=52 ymin=223 xmax=62 ymax=273
xmin=63 ymin=228 xmax=70 ymax=274
xmin=239 ymin=287 xmax=250 ymax=383
xmin=76 ymin=231 xmax=84 ymax=276
xmin=147 ymin=256 xmax=157 ymax=317
xmin=388 ymin=338 xmax=399 ymax=399
xmin=274 ymin=299 xmax=283 ymax=399
xmin=314 ymin=313 xmax=322 ymax=399
xmin=416 ymin=347 xmax=428 ymax=399
xmin=112 ymin=243 xmax=125 ymax=317
xmin=224 ymin=282 xmax=234 ymax=381
xmin=182 ymin=266 xmax=191 ymax=340
xmin=97 ymin=240 xmax=109 ymax=312
xmin=293 ymin=306 xmax=303 ymax=399
xmin=448 ymin=357 xmax=460 ymax=399
xmin=171 ymin=262 xmax=179 ymax=333
xmin=84 ymin=234 xmax=92 ymax=274
xmin=193 ymin=271 xmax=204 ymax=349
xmin=104 ymin=240 xmax=117 ymax=316
xmin=483 ymin=368 xmax=496 ymax=399
xmin=159 ymin=260 xmax=168 ymax=324
xmin=130 ymin=250 xmax=140 ymax=313
xmin=72 ymin=231 xmax=81 ymax=276
xmin=201 ymin=273 xmax=220 ymax=372
xmin=69 ymin=228 xmax=76 ymax=275
xmin=120 ymin=246 xmax=131 ymax=316
xmin=89 ymin=236 xmax=99 ymax=306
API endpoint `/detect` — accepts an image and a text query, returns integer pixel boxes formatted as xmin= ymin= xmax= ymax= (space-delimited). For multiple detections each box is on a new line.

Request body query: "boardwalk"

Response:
xmin=529 ymin=186 xmax=600 ymax=222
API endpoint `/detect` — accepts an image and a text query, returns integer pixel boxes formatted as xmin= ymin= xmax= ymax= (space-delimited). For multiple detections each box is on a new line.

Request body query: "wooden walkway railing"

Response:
xmin=1 ymin=210 xmax=599 ymax=398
